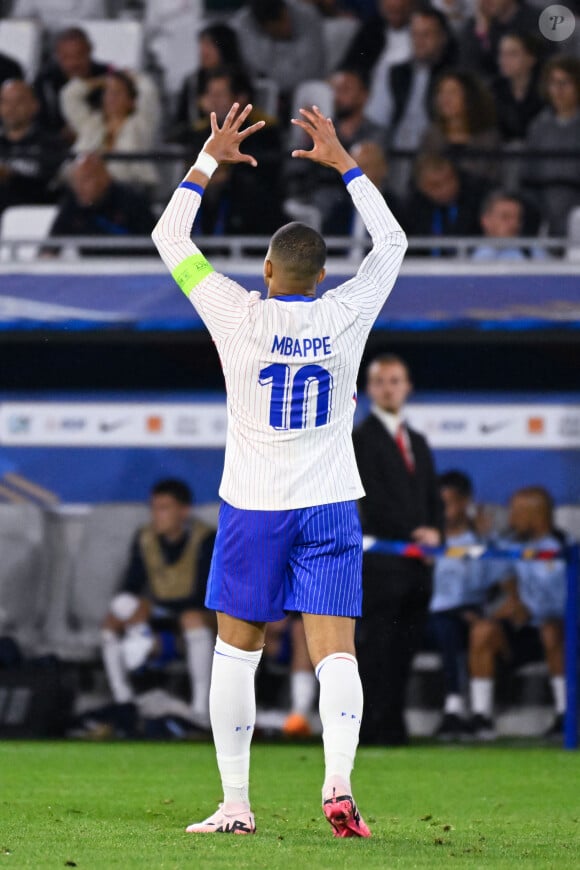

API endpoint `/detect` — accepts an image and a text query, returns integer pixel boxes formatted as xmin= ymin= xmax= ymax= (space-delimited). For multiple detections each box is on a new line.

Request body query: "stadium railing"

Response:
xmin=362 ymin=538 xmax=580 ymax=750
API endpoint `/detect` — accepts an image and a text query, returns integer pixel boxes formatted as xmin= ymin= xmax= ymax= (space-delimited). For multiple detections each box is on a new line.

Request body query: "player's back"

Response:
xmin=218 ymin=291 xmax=369 ymax=511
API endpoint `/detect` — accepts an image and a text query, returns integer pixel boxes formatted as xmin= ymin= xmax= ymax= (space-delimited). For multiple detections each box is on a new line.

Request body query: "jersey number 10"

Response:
xmin=259 ymin=363 xmax=333 ymax=430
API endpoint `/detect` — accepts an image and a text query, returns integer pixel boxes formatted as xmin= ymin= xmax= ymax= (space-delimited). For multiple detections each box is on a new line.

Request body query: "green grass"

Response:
xmin=1 ymin=742 xmax=580 ymax=869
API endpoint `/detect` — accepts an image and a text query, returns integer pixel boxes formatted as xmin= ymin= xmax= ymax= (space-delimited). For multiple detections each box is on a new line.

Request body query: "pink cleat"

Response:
xmin=186 ymin=803 xmax=256 ymax=834
xmin=322 ymin=778 xmax=371 ymax=838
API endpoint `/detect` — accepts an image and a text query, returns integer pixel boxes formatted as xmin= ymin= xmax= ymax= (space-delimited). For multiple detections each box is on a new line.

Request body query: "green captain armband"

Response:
xmin=172 ymin=254 xmax=214 ymax=295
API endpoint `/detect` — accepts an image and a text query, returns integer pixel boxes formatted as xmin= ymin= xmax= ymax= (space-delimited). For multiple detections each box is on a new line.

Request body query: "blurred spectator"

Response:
xmin=171 ymin=24 xmax=246 ymax=139
xmin=431 ymin=0 xmax=477 ymax=33
xmin=100 ymin=479 xmax=216 ymax=731
xmin=34 ymin=27 xmax=109 ymax=143
xmin=471 ymin=189 xmax=546 ymax=260
xmin=388 ymin=5 xmax=458 ymax=195
xmin=0 ymin=79 xmax=64 ymax=215
xmin=420 ymin=70 xmax=500 ymax=182
xmin=492 ymin=33 xmax=544 ymax=143
xmin=0 ymin=52 xmax=23 ymax=88
xmin=341 ymin=0 xmax=414 ymax=125
xmin=286 ymin=67 xmax=388 ymax=230
xmin=458 ymin=0 xmax=543 ymax=79
xmin=11 ymin=0 xmax=112 ymax=31
xmin=523 ymin=56 xmax=580 ymax=236
xmin=468 ymin=486 xmax=567 ymax=740
xmin=60 ymin=69 xmax=160 ymax=189
xmin=405 ymin=154 xmax=488 ymax=252
xmin=389 ymin=6 xmax=458 ymax=149
xmin=354 ymin=354 xmax=444 ymax=745
xmin=427 ymin=471 xmax=487 ymax=741
xmin=175 ymin=67 xmax=284 ymax=235
xmin=48 ymin=153 xmax=156 ymax=256
xmin=232 ymin=0 xmax=325 ymax=98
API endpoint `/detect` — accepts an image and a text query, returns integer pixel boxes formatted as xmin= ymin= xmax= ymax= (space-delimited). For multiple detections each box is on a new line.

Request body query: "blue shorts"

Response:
xmin=205 ymin=500 xmax=363 ymax=621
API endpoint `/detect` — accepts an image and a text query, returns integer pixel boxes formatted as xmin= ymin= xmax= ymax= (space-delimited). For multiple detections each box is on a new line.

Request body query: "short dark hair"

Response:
xmin=269 ymin=222 xmax=326 ymax=282
xmin=204 ymin=66 xmax=255 ymax=103
xmin=54 ymin=26 xmax=91 ymax=48
xmin=333 ymin=65 xmax=371 ymax=91
xmin=439 ymin=470 xmax=473 ymax=498
xmin=479 ymin=188 xmax=522 ymax=218
xmin=151 ymin=479 xmax=193 ymax=505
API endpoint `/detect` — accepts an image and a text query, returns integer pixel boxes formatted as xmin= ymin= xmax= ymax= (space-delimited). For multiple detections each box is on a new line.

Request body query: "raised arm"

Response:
xmin=152 ymin=102 xmax=264 ymax=278
xmin=291 ymin=106 xmax=407 ymax=316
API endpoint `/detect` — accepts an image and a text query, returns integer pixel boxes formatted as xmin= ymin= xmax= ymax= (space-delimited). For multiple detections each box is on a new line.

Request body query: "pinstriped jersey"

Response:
xmin=152 ymin=172 xmax=407 ymax=510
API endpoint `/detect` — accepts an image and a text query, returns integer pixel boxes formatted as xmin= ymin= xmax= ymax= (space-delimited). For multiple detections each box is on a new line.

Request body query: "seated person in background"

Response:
xmin=523 ymin=56 xmax=580 ymax=237
xmin=468 ymin=486 xmax=567 ymax=740
xmin=389 ymin=6 xmax=457 ymax=154
xmin=420 ymin=70 xmax=500 ymax=183
xmin=0 ymin=52 xmax=23 ymax=88
xmin=427 ymin=471 xmax=488 ymax=741
xmin=340 ymin=0 xmax=414 ymax=127
xmin=492 ymin=32 xmax=544 ymax=143
xmin=458 ymin=0 xmax=544 ymax=80
xmin=48 ymin=153 xmax=156 ymax=256
xmin=34 ymin=27 xmax=109 ymax=143
xmin=175 ymin=67 xmax=284 ymax=235
xmin=286 ymin=66 xmax=387 ymax=232
xmin=232 ymin=0 xmax=325 ymax=104
xmin=60 ymin=68 xmax=160 ymax=190
xmin=471 ymin=189 xmax=545 ymax=261
xmin=405 ymin=154 xmax=488 ymax=254
xmin=171 ymin=23 xmax=247 ymax=139
xmin=101 ymin=479 xmax=216 ymax=730
xmin=0 ymin=80 xmax=64 ymax=215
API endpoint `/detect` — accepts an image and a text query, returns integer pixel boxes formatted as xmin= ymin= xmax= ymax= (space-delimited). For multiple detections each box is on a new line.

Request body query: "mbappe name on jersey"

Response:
xmin=271 ymin=334 xmax=332 ymax=358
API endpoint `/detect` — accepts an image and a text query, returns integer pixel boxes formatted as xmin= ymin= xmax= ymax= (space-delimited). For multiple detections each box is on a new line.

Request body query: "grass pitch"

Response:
xmin=1 ymin=741 xmax=580 ymax=869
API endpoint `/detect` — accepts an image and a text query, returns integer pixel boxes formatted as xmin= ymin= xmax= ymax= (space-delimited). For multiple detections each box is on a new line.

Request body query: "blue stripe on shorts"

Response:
xmin=205 ymin=500 xmax=363 ymax=621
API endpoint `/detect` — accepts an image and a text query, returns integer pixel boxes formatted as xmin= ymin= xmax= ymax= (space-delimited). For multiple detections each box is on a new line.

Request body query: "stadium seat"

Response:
xmin=63 ymin=19 xmax=144 ymax=71
xmin=0 ymin=204 xmax=58 ymax=262
xmin=555 ymin=504 xmax=580 ymax=542
xmin=253 ymin=77 xmax=279 ymax=119
xmin=321 ymin=17 xmax=359 ymax=76
xmin=566 ymin=206 xmax=580 ymax=262
xmin=0 ymin=18 xmax=42 ymax=80
xmin=0 ymin=504 xmax=48 ymax=654
xmin=283 ymin=199 xmax=323 ymax=233
xmin=289 ymin=80 xmax=333 ymax=150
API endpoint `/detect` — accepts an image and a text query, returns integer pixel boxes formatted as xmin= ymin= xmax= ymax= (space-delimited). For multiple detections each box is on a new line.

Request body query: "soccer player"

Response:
xmin=152 ymin=102 xmax=407 ymax=837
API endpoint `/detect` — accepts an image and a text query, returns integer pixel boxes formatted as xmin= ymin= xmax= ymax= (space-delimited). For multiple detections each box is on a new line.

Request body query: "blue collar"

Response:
xmin=269 ymin=294 xmax=316 ymax=302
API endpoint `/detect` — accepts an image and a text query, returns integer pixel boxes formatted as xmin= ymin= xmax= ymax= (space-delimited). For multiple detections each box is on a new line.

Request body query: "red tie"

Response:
xmin=395 ymin=424 xmax=414 ymax=473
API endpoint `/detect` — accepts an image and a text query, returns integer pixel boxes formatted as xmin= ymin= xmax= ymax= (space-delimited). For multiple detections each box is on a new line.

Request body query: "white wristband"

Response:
xmin=192 ymin=151 xmax=219 ymax=179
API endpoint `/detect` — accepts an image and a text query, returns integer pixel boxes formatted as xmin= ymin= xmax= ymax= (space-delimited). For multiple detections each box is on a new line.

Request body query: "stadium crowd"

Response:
xmin=0 ymin=0 xmax=579 ymax=250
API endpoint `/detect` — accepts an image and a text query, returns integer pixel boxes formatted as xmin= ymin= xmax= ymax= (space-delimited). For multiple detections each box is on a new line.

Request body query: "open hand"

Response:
xmin=202 ymin=102 xmax=265 ymax=167
xmin=291 ymin=105 xmax=356 ymax=175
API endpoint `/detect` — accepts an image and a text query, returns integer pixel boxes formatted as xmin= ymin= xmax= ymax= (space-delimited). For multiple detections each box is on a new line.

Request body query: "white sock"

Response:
xmin=444 ymin=693 xmax=466 ymax=717
xmin=470 ymin=678 xmax=493 ymax=717
xmin=316 ymin=652 xmax=363 ymax=794
xmin=551 ymin=675 xmax=566 ymax=715
xmin=210 ymin=636 xmax=262 ymax=808
xmin=101 ymin=628 xmax=134 ymax=703
xmin=184 ymin=626 xmax=214 ymax=721
xmin=290 ymin=670 xmax=317 ymax=716
xmin=122 ymin=622 xmax=154 ymax=671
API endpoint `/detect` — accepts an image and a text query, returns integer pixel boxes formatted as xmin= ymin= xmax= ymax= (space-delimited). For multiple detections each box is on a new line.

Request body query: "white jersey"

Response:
xmin=152 ymin=171 xmax=407 ymax=510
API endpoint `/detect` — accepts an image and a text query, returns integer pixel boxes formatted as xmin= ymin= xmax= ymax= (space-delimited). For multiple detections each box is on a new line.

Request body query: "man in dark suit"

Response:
xmin=353 ymin=353 xmax=444 ymax=745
